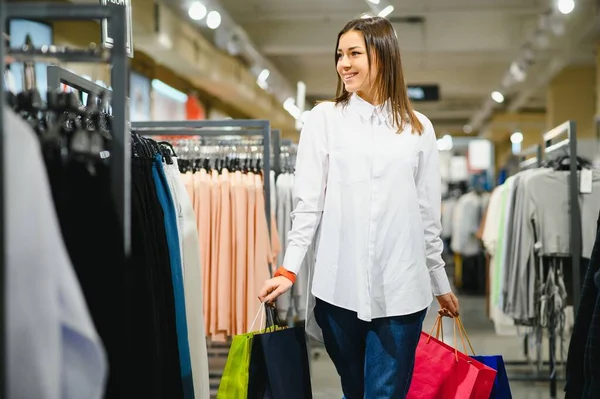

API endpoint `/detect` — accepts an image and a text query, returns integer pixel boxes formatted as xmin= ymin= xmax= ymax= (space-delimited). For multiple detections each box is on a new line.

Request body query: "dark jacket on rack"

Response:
xmin=565 ymin=210 xmax=600 ymax=398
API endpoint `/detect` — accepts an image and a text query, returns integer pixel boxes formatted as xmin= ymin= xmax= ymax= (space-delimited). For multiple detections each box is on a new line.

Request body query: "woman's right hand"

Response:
xmin=258 ymin=276 xmax=293 ymax=304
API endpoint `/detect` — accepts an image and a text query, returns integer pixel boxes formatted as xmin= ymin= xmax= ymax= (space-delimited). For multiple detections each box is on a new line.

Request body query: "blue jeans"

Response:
xmin=314 ymin=298 xmax=427 ymax=399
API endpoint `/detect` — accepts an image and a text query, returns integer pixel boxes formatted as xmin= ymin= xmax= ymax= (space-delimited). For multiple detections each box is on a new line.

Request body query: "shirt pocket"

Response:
xmin=330 ymin=139 xmax=371 ymax=186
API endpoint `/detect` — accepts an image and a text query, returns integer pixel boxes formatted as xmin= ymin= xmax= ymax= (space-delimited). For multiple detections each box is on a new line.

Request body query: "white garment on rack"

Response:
xmin=276 ymin=172 xmax=294 ymax=319
xmin=270 ymin=170 xmax=277 ymax=216
xmin=282 ymin=96 xmax=451 ymax=340
xmin=441 ymin=197 xmax=456 ymax=239
xmin=450 ymin=191 xmax=487 ymax=256
xmin=5 ymin=108 xmax=107 ymax=399
xmin=276 ymin=173 xmax=310 ymax=321
xmin=167 ymin=159 xmax=211 ymax=399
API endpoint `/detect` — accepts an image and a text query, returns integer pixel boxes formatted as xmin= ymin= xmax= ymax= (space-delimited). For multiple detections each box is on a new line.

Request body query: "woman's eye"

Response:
xmin=352 ymin=52 xmax=360 ymax=56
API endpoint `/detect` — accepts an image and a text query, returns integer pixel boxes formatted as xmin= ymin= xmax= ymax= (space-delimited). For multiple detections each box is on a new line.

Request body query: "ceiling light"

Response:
xmin=491 ymin=91 xmax=505 ymax=103
xmin=207 ymin=11 xmax=222 ymax=29
xmin=463 ymin=125 xmax=473 ymax=134
xmin=557 ymin=0 xmax=575 ymax=15
xmin=509 ymin=62 xmax=526 ymax=82
xmin=378 ymin=5 xmax=394 ymax=18
xmin=258 ymin=69 xmax=270 ymax=82
xmin=368 ymin=0 xmax=381 ymax=4
xmin=510 ymin=131 xmax=524 ymax=144
xmin=188 ymin=2 xmax=207 ymax=21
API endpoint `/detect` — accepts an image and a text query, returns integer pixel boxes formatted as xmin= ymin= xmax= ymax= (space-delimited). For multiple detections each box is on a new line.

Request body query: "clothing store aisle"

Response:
xmin=311 ymin=290 xmax=555 ymax=399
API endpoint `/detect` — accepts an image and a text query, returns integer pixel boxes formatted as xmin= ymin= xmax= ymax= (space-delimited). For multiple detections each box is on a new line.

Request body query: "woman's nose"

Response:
xmin=339 ymin=55 xmax=351 ymax=68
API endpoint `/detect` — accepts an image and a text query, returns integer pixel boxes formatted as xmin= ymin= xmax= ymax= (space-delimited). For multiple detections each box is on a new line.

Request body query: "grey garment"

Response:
xmin=506 ymin=170 xmax=543 ymax=320
xmin=527 ymin=169 xmax=600 ymax=258
xmin=276 ymin=172 xmax=312 ymax=322
xmin=502 ymin=174 xmax=522 ymax=316
xmin=504 ymin=168 xmax=600 ymax=322
xmin=4 ymin=108 xmax=107 ymax=399
xmin=276 ymin=173 xmax=291 ymax=319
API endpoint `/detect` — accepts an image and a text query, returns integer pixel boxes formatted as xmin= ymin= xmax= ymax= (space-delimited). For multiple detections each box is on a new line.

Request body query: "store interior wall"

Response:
xmin=546 ymin=65 xmax=598 ymax=160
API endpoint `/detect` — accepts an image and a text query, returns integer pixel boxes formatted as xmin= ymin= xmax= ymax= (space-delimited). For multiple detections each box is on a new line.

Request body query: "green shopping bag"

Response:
xmin=217 ymin=304 xmax=279 ymax=398
xmin=216 ymin=331 xmax=255 ymax=399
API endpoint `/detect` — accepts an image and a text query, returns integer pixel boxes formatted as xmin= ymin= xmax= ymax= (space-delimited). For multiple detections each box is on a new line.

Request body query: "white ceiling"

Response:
xmin=213 ymin=0 xmax=599 ymax=133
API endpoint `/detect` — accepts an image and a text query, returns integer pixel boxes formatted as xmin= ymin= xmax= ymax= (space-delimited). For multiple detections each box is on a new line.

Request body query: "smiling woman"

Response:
xmin=334 ymin=17 xmax=423 ymax=135
xmin=259 ymin=15 xmax=458 ymax=399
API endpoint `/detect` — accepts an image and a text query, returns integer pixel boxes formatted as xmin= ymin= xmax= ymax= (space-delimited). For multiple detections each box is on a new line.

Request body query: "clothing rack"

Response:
xmin=47 ymin=64 xmax=112 ymax=100
xmin=271 ymin=129 xmax=281 ymax=174
xmin=0 ymin=3 xmax=129 ymax=396
xmin=131 ymin=120 xmax=273 ymax=238
xmin=542 ymin=121 xmax=579 ymax=399
xmin=504 ymin=143 xmax=545 ymax=383
xmin=133 ymin=120 xmax=274 ymax=396
xmin=517 ymin=144 xmax=543 ymax=169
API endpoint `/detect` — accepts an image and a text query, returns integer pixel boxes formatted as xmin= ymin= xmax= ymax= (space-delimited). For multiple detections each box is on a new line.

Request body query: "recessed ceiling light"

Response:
xmin=491 ymin=91 xmax=505 ymax=103
xmin=188 ymin=2 xmax=207 ymax=21
xmin=207 ymin=11 xmax=222 ymax=29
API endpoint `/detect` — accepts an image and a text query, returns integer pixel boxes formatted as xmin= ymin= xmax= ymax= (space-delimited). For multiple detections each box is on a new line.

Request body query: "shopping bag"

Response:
xmin=217 ymin=304 xmax=270 ymax=399
xmin=407 ymin=316 xmax=497 ymax=399
xmin=455 ymin=318 xmax=510 ymax=399
xmin=471 ymin=354 xmax=512 ymax=399
xmin=216 ymin=332 xmax=255 ymax=399
xmin=247 ymin=305 xmax=313 ymax=399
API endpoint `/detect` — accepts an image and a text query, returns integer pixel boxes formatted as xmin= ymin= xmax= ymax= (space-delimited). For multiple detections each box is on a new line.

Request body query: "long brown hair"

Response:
xmin=333 ymin=17 xmax=423 ymax=135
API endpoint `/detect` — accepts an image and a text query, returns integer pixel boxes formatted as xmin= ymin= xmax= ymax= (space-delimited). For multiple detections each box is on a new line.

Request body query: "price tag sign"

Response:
xmin=580 ymin=168 xmax=593 ymax=194
xmin=100 ymin=0 xmax=134 ymax=58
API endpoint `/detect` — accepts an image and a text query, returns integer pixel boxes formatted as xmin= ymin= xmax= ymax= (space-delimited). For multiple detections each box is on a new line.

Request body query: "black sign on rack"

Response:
xmin=100 ymin=0 xmax=133 ymax=58
xmin=407 ymin=84 xmax=440 ymax=102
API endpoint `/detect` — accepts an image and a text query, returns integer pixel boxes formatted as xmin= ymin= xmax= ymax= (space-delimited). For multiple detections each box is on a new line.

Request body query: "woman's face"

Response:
xmin=336 ymin=30 xmax=377 ymax=99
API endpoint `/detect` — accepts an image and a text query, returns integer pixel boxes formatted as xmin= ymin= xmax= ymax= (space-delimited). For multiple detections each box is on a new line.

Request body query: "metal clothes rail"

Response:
xmin=0 ymin=4 xmax=129 ymax=396
xmin=131 ymin=120 xmax=273 ymax=242
xmin=47 ymin=65 xmax=112 ymax=100
xmin=517 ymin=144 xmax=542 ymax=169
xmin=542 ymin=121 xmax=579 ymax=399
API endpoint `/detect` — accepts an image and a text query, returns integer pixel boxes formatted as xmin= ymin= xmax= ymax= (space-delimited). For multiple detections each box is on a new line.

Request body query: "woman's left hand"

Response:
xmin=436 ymin=292 xmax=460 ymax=318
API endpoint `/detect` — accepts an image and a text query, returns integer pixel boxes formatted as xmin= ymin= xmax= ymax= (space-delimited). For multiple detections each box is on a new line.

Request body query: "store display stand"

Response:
xmin=0 ymin=3 xmax=129 ymax=396
xmin=133 ymin=119 xmax=277 ymax=396
xmin=504 ymin=123 xmax=580 ymax=399
xmin=131 ymin=120 xmax=274 ymax=235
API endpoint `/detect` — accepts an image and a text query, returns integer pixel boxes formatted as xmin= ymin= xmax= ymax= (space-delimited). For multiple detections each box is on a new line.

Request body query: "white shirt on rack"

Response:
xmin=282 ymin=94 xmax=451 ymax=328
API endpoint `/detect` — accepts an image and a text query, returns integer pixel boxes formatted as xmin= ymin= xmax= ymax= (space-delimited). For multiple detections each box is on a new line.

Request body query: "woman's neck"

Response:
xmin=357 ymin=89 xmax=382 ymax=106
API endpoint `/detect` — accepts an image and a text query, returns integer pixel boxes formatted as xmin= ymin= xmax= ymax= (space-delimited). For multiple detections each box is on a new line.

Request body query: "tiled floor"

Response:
xmin=310 ymin=291 xmax=566 ymax=399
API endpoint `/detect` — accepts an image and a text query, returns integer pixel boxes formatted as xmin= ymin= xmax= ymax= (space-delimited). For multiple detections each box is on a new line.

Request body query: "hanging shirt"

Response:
xmin=5 ymin=108 xmax=107 ymax=399
xmin=282 ymin=95 xmax=451 ymax=328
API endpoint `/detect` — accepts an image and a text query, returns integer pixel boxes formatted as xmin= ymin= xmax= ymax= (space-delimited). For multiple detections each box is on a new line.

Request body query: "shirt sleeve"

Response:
xmin=415 ymin=119 xmax=452 ymax=296
xmin=281 ymin=105 xmax=329 ymax=275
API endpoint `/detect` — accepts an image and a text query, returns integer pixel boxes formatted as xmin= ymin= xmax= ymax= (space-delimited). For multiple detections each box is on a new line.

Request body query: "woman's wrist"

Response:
xmin=274 ymin=266 xmax=297 ymax=284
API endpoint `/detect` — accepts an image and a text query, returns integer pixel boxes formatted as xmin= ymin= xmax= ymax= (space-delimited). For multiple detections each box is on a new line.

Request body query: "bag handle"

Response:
xmin=426 ymin=315 xmax=476 ymax=362
xmin=249 ymin=303 xmax=266 ymax=332
xmin=455 ymin=316 xmax=476 ymax=355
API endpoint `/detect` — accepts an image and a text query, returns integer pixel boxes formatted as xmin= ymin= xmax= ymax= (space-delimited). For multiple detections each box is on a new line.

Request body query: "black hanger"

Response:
xmin=158 ymin=141 xmax=178 ymax=158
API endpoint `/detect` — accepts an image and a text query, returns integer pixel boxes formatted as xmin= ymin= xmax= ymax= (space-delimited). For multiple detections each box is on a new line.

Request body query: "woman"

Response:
xmin=259 ymin=16 xmax=459 ymax=398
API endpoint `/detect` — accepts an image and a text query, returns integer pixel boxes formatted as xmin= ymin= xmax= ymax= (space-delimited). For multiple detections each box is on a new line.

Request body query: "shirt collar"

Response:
xmin=348 ymin=93 xmax=393 ymax=125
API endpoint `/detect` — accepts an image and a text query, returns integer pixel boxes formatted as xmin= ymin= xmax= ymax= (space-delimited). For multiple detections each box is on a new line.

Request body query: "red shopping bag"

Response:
xmin=407 ymin=316 xmax=497 ymax=399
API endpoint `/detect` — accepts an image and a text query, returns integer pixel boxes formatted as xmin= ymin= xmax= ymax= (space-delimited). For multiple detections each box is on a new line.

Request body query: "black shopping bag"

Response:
xmin=247 ymin=305 xmax=313 ymax=399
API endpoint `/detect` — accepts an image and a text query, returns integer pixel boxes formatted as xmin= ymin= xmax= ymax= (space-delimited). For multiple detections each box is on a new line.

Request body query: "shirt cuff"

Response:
xmin=281 ymin=245 xmax=306 ymax=275
xmin=430 ymin=268 xmax=452 ymax=296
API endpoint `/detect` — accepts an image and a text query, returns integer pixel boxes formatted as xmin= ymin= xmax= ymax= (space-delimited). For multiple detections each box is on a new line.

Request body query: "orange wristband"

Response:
xmin=274 ymin=266 xmax=297 ymax=284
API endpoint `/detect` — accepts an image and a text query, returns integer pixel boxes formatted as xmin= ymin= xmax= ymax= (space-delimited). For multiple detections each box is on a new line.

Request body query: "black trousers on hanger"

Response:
xmin=44 ymin=153 xmax=125 ymax=398
xmin=129 ymin=157 xmax=183 ymax=399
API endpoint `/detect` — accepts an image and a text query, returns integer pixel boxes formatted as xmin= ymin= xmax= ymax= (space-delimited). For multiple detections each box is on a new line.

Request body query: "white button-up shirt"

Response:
xmin=282 ymin=94 xmax=451 ymax=324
